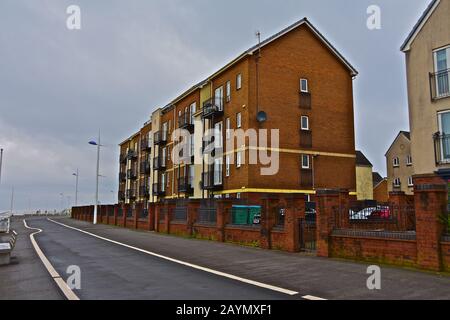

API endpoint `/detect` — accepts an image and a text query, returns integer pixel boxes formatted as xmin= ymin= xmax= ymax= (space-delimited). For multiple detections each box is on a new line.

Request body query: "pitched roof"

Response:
xmin=356 ymin=151 xmax=373 ymax=167
xmin=385 ymin=131 xmax=411 ymax=156
xmin=372 ymin=172 xmax=384 ymax=187
xmin=401 ymin=0 xmax=441 ymax=52
xmin=162 ymin=17 xmax=358 ymax=111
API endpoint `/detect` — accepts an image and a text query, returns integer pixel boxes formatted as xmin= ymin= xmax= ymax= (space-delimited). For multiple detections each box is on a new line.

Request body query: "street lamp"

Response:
xmin=89 ymin=131 xmax=102 ymax=225
xmin=0 ymin=148 xmax=3 ymax=186
xmin=72 ymin=169 xmax=79 ymax=207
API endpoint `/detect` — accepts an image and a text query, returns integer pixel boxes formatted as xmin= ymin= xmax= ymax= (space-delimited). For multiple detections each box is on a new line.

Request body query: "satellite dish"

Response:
xmin=256 ymin=111 xmax=267 ymax=123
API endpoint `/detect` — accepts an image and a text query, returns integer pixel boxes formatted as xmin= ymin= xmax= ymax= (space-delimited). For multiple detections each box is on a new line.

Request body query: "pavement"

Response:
xmin=1 ymin=216 xmax=450 ymax=300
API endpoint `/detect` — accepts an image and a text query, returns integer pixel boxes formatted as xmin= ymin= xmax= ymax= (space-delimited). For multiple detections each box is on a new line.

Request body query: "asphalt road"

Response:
xmin=26 ymin=218 xmax=296 ymax=300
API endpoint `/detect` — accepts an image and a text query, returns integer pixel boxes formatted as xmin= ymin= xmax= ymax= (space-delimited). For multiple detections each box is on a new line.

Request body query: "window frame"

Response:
xmin=236 ymin=112 xmax=242 ymax=129
xmin=301 ymin=116 xmax=309 ymax=131
xmin=300 ymin=78 xmax=309 ymax=93
xmin=393 ymin=157 xmax=400 ymax=167
xmin=301 ymin=154 xmax=310 ymax=169
xmin=236 ymin=74 xmax=242 ymax=90
xmin=225 ymin=155 xmax=230 ymax=177
xmin=226 ymin=81 xmax=231 ymax=102
xmin=393 ymin=178 xmax=401 ymax=187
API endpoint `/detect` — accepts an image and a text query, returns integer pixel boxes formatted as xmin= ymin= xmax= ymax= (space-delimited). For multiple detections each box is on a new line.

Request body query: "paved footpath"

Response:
xmin=3 ymin=216 xmax=450 ymax=300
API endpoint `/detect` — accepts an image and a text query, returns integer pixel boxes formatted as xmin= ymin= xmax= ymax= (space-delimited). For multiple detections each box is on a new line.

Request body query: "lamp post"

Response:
xmin=89 ymin=131 xmax=102 ymax=225
xmin=0 ymin=148 xmax=3 ymax=186
xmin=72 ymin=169 xmax=79 ymax=207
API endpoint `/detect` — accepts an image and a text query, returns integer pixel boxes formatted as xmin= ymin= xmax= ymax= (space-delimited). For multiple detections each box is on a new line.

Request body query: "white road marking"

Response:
xmin=23 ymin=219 xmax=80 ymax=301
xmin=302 ymin=295 xmax=327 ymax=300
xmin=47 ymin=218 xmax=311 ymax=297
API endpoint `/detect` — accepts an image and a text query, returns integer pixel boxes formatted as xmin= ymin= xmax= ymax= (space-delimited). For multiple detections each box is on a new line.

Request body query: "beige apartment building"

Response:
xmin=355 ymin=151 xmax=374 ymax=200
xmin=401 ymin=0 xmax=450 ymax=176
xmin=385 ymin=131 xmax=415 ymax=195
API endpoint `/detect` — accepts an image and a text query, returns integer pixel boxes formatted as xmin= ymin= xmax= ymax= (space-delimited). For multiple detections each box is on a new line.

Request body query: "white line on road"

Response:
xmin=23 ymin=219 xmax=80 ymax=301
xmin=47 ymin=218 xmax=314 ymax=298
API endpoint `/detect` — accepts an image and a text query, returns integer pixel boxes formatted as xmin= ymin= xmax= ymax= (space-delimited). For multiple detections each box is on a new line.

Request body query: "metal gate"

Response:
xmin=173 ymin=199 xmax=188 ymax=221
xmin=299 ymin=209 xmax=316 ymax=252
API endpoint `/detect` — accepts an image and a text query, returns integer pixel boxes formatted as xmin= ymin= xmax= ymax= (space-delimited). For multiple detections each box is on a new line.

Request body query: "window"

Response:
xmin=226 ymin=155 xmax=230 ymax=177
xmin=162 ymin=122 xmax=168 ymax=140
xmin=167 ymin=146 xmax=170 ymax=161
xmin=434 ymin=46 xmax=450 ymax=97
xmin=408 ymin=176 xmax=414 ymax=187
xmin=226 ymin=81 xmax=231 ymax=102
xmin=236 ymin=74 xmax=242 ymax=90
xmin=226 ymin=117 xmax=231 ymax=139
xmin=168 ymin=120 xmax=172 ymax=134
xmin=236 ymin=193 xmax=241 ymax=199
xmin=190 ymin=102 xmax=196 ymax=124
xmin=167 ymin=172 xmax=170 ymax=187
xmin=162 ymin=147 xmax=167 ymax=163
xmin=214 ymin=121 xmax=223 ymax=148
xmin=406 ymin=155 xmax=412 ymax=166
xmin=301 ymin=116 xmax=309 ymax=131
xmin=301 ymin=154 xmax=310 ymax=169
xmin=213 ymin=158 xmax=222 ymax=185
xmin=236 ymin=112 xmax=242 ymax=128
xmin=190 ymin=134 xmax=194 ymax=158
xmin=393 ymin=157 xmax=400 ymax=167
xmin=300 ymin=78 xmax=308 ymax=93
xmin=236 ymin=150 xmax=242 ymax=168
xmin=214 ymin=86 xmax=224 ymax=111
xmin=161 ymin=173 xmax=166 ymax=192
xmin=438 ymin=111 xmax=450 ymax=162
xmin=393 ymin=178 xmax=401 ymax=187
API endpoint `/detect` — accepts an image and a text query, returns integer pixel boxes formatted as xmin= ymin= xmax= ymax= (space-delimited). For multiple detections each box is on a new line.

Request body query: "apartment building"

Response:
xmin=401 ymin=0 xmax=450 ymax=177
xmin=355 ymin=151 xmax=374 ymax=200
xmin=119 ymin=17 xmax=358 ymax=205
xmin=385 ymin=131 xmax=415 ymax=195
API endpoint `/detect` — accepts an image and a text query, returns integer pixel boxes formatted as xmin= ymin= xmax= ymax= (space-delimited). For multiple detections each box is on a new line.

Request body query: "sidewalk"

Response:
xmin=54 ymin=217 xmax=450 ymax=300
xmin=0 ymin=218 xmax=63 ymax=300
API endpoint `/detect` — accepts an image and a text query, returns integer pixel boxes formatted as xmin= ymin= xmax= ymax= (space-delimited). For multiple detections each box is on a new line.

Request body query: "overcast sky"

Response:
xmin=0 ymin=0 xmax=429 ymax=211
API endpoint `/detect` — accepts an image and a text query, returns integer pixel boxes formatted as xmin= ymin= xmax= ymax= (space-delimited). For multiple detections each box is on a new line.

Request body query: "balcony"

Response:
xmin=434 ymin=133 xmax=450 ymax=165
xmin=152 ymin=183 xmax=166 ymax=197
xmin=202 ymin=98 xmax=224 ymax=119
xmin=118 ymin=191 xmax=125 ymax=202
xmin=126 ymin=169 xmax=137 ymax=180
xmin=126 ymin=189 xmax=137 ymax=200
xmin=153 ymin=156 xmax=166 ymax=171
xmin=140 ymin=161 xmax=151 ymax=175
xmin=141 ymin=139 xmax=152 ymax=151
xmin=127 ymin=149 xmax=138 ymax=160
xmin=154 ymin=131 xmax=168 ymax=145
xmin=139 ymin=185 xmax=150 ymax=197
xmin=202 ymin=170 xmax=223 ymax=191
xmin=178 ymin=112 xmax=194 ymax=132
xmin=430 ymin=69 xmax=450 ymax=101
xmin=119 ymin=172 xmax=126 ymax=182
xmin=178 ymin=176 xmax=194 ymax=194
xmin=120 ymin=153 xmax=127 ymax=164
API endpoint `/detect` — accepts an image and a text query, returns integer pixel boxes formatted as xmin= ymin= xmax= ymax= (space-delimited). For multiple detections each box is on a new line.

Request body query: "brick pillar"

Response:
xmin=414 ymin=174 xmax=447 ymax=271
xmin=260 ymin=196 xmax=279 ymax=249
xmin=148 ymin=203 xmax=155 ymax=231
xmin=187 ymin=200 xmax=200 ymax=236
xmin=389 ymin=191 xmax=409 ymax=231
xmin=284 ymin=196 xmax=304 ymax=252
xmin=133 ymin=204 xmax=139 ymax=229
xmin=316 ymin=189 xmax=340 ymax=257
xmin=113 ymin=205 xmax=118 ymax=225
xmin=122 ymin=204 xmax=127 ymax=227
xmin=216 ymin=200 xmax=232 ymax=242
xmin=155 ymin=204 xmax=160 ymax=232
xmin=338 ymin=189 xmax=350 ymax=229
xmin=164 ymin=202 xmax=171 ymax=234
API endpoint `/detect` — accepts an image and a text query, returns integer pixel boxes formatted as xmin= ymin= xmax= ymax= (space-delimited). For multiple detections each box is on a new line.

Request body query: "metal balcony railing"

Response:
xmin=202 ymin=98 xmax=224 ymax=119
xmin=152 ymin=183 xmax=166 ymax=196
xmin=141 ymin=139 xmax=152 ymax=151
xmin=119 ymin=172 xmax=126 ymax=182
xmin=178 ymin=112 xmax=194 ymax=131
xmin=126 ymin=169 xmax=137 ymax=180
xmin=126 ymin=189 xmax=137 ymax=199
xmin=178 ymin=176 xmax=194 ymax=194
xmin=202 ymin=170 xmax=223 ymax=190
xmin=140 ymin=161 xmax=151 ymax=174
xmin=153 ymin=156 xmax=166 ymax=171
xmin=120 ymin=153 xmax=127 ymax=164
xmin=154 ymin=131 xmax=168 ymax=145
xmin=430 ymin=69 xmax=450 ymax=100
xmin=127 ymin=149 xmax=138 ymax=160
xmin=434 ymin=133 xmax=450 ymax=165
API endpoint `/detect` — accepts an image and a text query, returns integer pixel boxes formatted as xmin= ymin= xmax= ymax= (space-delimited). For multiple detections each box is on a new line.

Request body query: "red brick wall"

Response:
xmin=331 ymin=235 xmax=418 ymax=267
xmin=192 ymin=224 xmax=218 ymax=241
xmin=224 ymin=226 xmax=260 ymax=246
xmin=169 ymin=222 xmax=189 ymax=237
xmin=441 ymin=241 xmax=450 ymax=272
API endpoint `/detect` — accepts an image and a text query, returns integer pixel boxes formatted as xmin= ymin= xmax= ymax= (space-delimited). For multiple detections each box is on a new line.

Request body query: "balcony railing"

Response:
xmin=434 ymin=133 xmax=450 ymax=165
xmin=119 ymin=172 xmax=126 ymax=182
xmin=154 ymin=131 xmax=168 ymax=145
xmin=141 ymin=139 xmax=152 ymax=151
xmin=202 ymin=170 xmax=223 ymax=190
xmin=300 ymin=130 xmax=312 ymax=148
xmin=178 ymin=176 xmax=194 ymax=194
xmin=202 ymin=98 xmax=224 ymax=119
xmin=139 ymin=185 xmax=150 ymax=197
xmin=126 ymin=169 xmax=137 ymax=180
xmin=140 ymin=161 xmax=151 ymax=174
xmin=430 ymin=69 xmax=450 ymax=100
xmin=127 ymin=149 xmax=138 ymax=160
xmin=299 ymin=91 xmax=311 ymax=109
xmin=126 ymin=189 xmax=137 ymax=200
xmin=118 ymin=191 xmax=125 ymax=202
xmin=153 ymin=156 xmax=166 ymax=171
xmin=152 ymin=183 xmax=166 ymax=196
xmin=120 ymin=153 xmax=127 ymax=164
xmin=178 ymin=112 xmax=194 ymax=132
